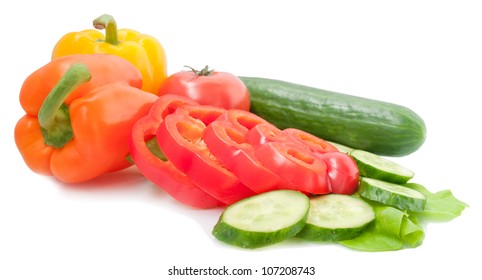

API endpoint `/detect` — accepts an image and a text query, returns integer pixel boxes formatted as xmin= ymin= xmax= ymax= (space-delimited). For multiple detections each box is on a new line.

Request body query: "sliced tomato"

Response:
xmin=203 ymin=120 xmax=292 ymax=194
xmin=254 ymin=141 xmax=330 ymax=194
xmin=318 ymin=152 xmax=360 ymax=195
xmin=156 ymin=111 xmax=255 ymax=205
xmin=283 ymin=128 xmax=339 ymax=154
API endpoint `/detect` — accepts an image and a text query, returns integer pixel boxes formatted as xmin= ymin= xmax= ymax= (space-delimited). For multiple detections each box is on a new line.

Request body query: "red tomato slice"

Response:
xmin=216 ymin=109 xmax=268 ymax=133
xmin=245 ymin=123 xmax=296 ymax=147
xmin=254 ymin=141 xmax=330 ymax=194
xmin=318 ymin=152 xmax=360 ymax=195
xmin=203 ymin=120 xmax=292 ymax=194
xmin=283 ymin=128 xmax=339 ymax=154
xmin=156 ymin=112 xmax=255 ymax=205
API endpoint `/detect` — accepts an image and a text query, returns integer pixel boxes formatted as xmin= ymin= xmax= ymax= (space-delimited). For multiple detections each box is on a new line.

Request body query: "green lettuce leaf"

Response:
xmin=405 ymin=183 xmax=468 ymax=222
xmin=339 ymin=204 xmax=424 ymax=252
xmin=401 ymin=215 xmax=424 ymax=247
xmin=340 ymin=182 xmax=466 ymax=252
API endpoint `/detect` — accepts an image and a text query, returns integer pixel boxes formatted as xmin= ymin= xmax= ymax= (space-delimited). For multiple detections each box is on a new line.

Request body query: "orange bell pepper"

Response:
xmin=14 ymin=54 xmax=157 ymax=183
xmin=52 ymin=14 xmax=167 ymax=94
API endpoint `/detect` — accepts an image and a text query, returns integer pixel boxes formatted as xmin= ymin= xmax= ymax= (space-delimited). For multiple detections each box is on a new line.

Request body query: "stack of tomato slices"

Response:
xmin=129 ymin=94 xmax=359 ymax=208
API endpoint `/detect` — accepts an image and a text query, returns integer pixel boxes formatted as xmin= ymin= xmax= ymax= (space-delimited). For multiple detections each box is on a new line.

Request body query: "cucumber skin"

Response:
xmin=212 ymin=213 xmax=308 ymax=249
xmin=240 ymin=77 xmax=427 ymax=157
xmin=296 ymin=223 xmax=369 ymax=242
xmin=358 ymin=178 xmax=426 ymax=212
xmin=350 ymin=150 xmax=414 ymax=184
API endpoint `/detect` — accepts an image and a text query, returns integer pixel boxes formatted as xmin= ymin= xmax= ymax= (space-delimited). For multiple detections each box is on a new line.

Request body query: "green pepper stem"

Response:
xmin=38 ymin=63 xmax=92 ymax=148
xmin=125 ymin=137 xmax=167 ymax=164
xmin=93 ymin=14 xmax=119 ymax=45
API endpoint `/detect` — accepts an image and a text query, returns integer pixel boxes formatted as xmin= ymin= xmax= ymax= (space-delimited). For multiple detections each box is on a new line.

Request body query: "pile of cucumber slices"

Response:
xmin=212 ymin=144 xmax=467 ymax=251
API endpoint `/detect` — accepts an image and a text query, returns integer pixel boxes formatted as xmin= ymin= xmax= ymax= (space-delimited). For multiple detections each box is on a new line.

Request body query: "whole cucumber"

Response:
xmin=240 ymin=77 xmax=426 ymax=157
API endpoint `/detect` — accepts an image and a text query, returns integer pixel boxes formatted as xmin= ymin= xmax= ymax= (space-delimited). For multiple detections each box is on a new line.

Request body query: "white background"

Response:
xmin=1 ymin=1 xmax=481 ymax=279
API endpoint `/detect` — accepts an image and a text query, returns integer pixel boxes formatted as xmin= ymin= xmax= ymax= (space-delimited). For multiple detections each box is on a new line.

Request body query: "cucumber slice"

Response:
xmin=359 ymin=177 xmax=426 ymax=212
xmin=349 ymin=149 xmax=414 ymax=184
xmin=296 ymin=194 xmax=375 ymax=241
xmin=212 ymin=190 xmax=309 ymax=249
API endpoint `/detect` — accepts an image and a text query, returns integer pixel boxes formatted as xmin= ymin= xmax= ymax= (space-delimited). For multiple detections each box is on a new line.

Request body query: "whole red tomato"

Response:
xmin=157 ymin=66 xmax=250 ymax=111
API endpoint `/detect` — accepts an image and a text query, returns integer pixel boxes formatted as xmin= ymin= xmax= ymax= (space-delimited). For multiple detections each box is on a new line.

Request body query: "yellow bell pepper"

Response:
xmin=52 ymin=14 xmax=167 ymax=94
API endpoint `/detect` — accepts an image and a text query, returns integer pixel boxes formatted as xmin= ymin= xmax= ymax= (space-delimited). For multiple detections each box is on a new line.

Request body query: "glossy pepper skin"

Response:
xmin=52 ymin=14 xmax=167 ymax=94
xmin=15 ymin=54 xmax=157 ymax=183
xmin=128 ymin=94 xmax=225 ymax=209
xmin=156 ymin=105 xmax=257 ymax=205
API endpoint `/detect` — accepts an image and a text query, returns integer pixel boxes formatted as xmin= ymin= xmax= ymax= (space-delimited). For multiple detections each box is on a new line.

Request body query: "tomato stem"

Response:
xmin=93 ymin=14 xmax=119 ymax=45
xmin=184 ymin=65 xmax=214 ymax=76
xmin=38 ymin=63 xmax=92 ymax=148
